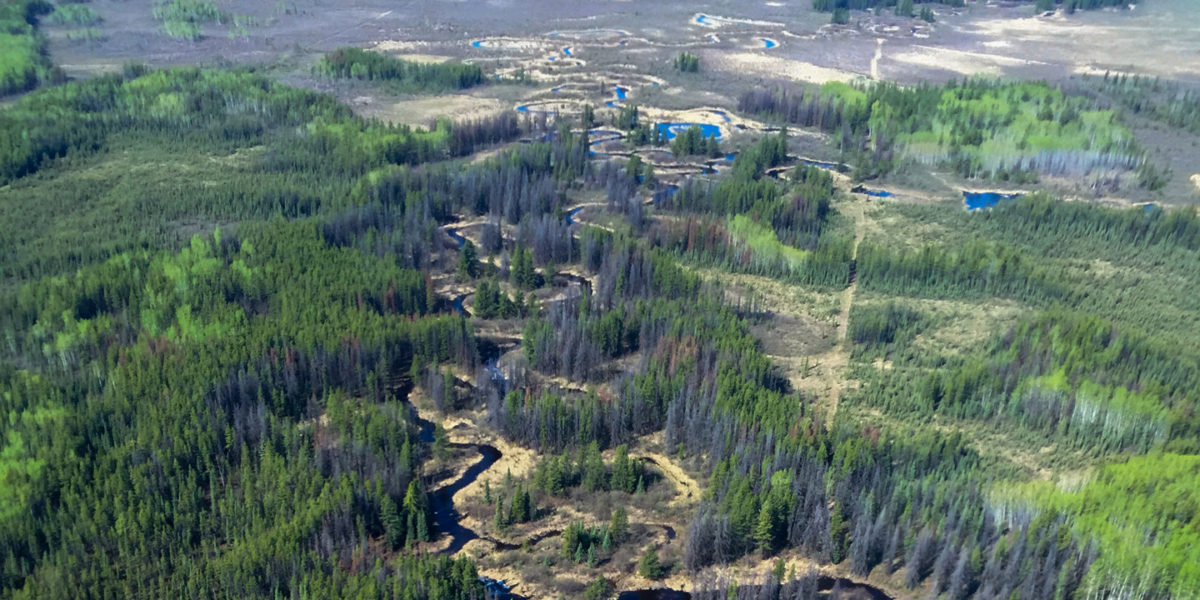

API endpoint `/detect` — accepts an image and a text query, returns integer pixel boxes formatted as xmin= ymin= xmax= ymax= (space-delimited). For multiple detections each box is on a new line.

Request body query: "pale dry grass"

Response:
xmin=711 ymin=52 xmax=859 ymax=84
xmin=355 ymin=94 xmax=505 ymax=126
xmin=889 ymin=44 xmax=1047 ymax=77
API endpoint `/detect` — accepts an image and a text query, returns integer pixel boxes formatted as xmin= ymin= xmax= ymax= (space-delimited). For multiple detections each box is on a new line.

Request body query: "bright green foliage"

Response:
xmin=0 ymin=212 xmax=484 ymax=595
xmin=991 ymin=454 xmax=1200 ymax=599
xmin=0 ymin=67 xmax=520 ymax=284
xmin=744 ymin=79 xmax=1142 ymax=180
xmin=898 ymin=83 xmax=1138 ymax=178
xmin=154 ymin=0 xmax=222 ymax=40
xmin=0 ymin=0 xmax=55 ymax=95
xmin=656 ymin=134 xmax=850 ymax=289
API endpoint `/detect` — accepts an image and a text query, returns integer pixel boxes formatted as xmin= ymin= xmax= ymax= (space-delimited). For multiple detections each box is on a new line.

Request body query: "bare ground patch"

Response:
xmin=354 ymin=93 xmax=505 ymax=126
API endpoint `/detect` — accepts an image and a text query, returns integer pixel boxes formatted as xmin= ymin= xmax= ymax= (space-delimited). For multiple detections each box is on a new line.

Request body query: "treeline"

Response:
xmin=989 ymin=453 xmax=1199 ymax=599
xmin=0 ymin=0 xmax=57 ymax=95
xmin=854 ymin=307 xmax=1198 ymax=454
xmin=682 ymin=405 xmax=1099 ymax=600
xmin=847 ymin=301 xmax=926 ymax=361
xmin=317 ymin=47 xmax=485 ymax=91
xmin=0 ymin=67 xmax=531 ymax=283
xmin=739 ymin=79 xmax=1142 ymax=180
xmin=973 ymin=193 xmax=1200 ymax=252
xmin=1081 ymin=72 xmax=1200 ymax=135
xmin=652 ymin=133 xmax=851 ymax=288
xmin=0 ymin=66 xmax=502 ymax=184
xmin=0 ymin=216 xmax=488 ymax=596
xmin=531 ymin=443 xmax=647 ymax=495
xmin=856 ymin=237 xmax=1073 ymax=302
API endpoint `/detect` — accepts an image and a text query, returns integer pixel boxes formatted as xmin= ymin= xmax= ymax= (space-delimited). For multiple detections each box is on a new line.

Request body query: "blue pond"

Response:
xmin=725 ymin=153 xmax=738 ymax=162
xmin=516 ymin=105 xmax=558 ymax=115
xmin=565 ymin=206 xmax=584 ymax=225
xmin=615 ymin=86 xmax=628 ymax=100
xmin=562 ymin=46 xmax=572 ymax=56
xmin=696 ymin=14 xmax=713 ymax=25
xmin=470 ymin=40 xmax=483 ymax=48
xmin=852 ymin=185 xmax=892 ymax=198
xmin=1144 ymin=203 xmax=1158 ymax=213
xmin=656 ymin=122 xmax=722 ymax=140
xmin=605 ymin=101 xmax=617 ymax=108
xmin=964 ymin=191 xmax=1022 ymax=211
xmin=588 ymin=129 xmax=623 ymax=145
xmin=548 ymin=56 xmax=557 ymax=61
xmin=762 ymin=38 xmax=778 ymax=49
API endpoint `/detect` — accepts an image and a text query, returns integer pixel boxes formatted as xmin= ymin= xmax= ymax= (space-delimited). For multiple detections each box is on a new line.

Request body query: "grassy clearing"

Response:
xmin=0 ymin=0 xmax=56 ymax=95
xmin=851 ymin=291 xmax=1028 ymax=361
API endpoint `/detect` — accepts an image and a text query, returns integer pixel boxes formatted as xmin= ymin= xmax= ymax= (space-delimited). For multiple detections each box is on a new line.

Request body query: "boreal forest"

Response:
xmin=2 ymin=0 xmax=1199 ymax=599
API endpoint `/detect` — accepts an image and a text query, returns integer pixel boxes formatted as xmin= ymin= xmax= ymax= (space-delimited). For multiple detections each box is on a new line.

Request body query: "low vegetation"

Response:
xmin=153 ymin=0 xmax=223 ymax=40
xmin=0 ymin=0 xmax=55 ymax=95
xmin=317 ymin=47 xmax=485 ymax=92
xmin=741 ymin=79 xmax=1144 ymax=181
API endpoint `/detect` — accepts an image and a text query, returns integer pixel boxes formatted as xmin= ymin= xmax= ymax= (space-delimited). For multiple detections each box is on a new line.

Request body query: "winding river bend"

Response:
xmin=406 ymin=388 xmax=893 ymax=600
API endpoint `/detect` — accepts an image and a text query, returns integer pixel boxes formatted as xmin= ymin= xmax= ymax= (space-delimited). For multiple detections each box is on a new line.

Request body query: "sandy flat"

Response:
xmin=357 ymin=94 xmax=505 ymax=126
xmin=970 ymin=14 xmax=1200 ymax=79
xmin=392 ymin=53 xmax=453 ymax=64
xmin=890 ymin=44 xmax=1046 ymax=76
xmin=713 ymin=52 xmax=859 ymax=84
xmin=1191 ymin=174 xmax=1200 ymax=194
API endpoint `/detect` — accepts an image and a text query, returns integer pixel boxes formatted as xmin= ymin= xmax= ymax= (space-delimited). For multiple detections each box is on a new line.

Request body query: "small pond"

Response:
xmin=656 ymin=122 xmax=722 ymax=140
xmin=851 ymin=185 xmax=893 ymax=198
xmin=963 ymin=191 xmax=1022 ymax=211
